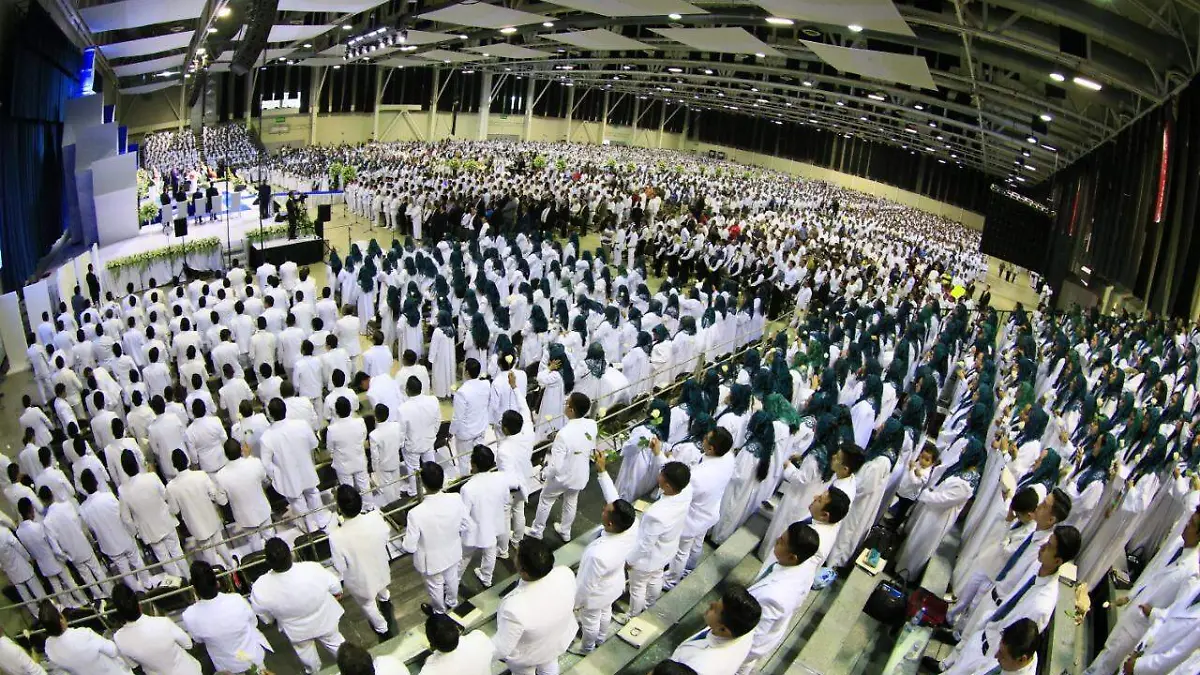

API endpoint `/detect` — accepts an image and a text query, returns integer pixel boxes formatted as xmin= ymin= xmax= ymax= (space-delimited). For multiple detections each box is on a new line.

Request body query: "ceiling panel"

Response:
xmin=466 ymin=44 xmax=554 ymax=59
xmin=544 ymin=28 xmax=656 ymax=51
xmin=277 ymin=0 xmax=386 ymax=11
xmin=542 ymin=0 xmax=706 ymax=18
xmin=418 ymin=4 xmax=551 ymax=29
xmin=753 ymin=0 xmax=915 ymax=38
xmin=112 ymin=54 xmax=186 ymax=77
xmin=650 ymin=27 xmax=784 ymax=57
xmin=80 ymin=0 xmax=205 ymax=33
xmin=379 ymin=57 xmax=430 ymax=68
xmin=120 ymin=81 xmax=181 ymax=95
xmin=99 ymin=31 xmax=195 ymax=60
xmin=268 ymin=24 xmax=336 ymax=43
xmin=215 ymin=48 xmax=295 ymax=63
xmin=801 ymin=40 xmax=937 ymax=90
xmin=416 ymin=49 xmax=491 ymax=63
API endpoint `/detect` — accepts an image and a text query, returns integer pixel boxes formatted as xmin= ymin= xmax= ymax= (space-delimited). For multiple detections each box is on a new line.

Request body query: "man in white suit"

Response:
xmin=213 ymin=440 xmax=274 ymax=552
xmin=250 ymin=538 xmax=346 ymax=674
xmin=670 ymin=585 xmax=762 ymax=675
xmin=530 ymin=392 xmax=596 ymax=542
xmin=667 ymin=427 xmax=736 ymax=586
xmin=1084 ymin=506 xmax=1199 ymax=675
xmin=449 ymin=359 xmax=491 ymax=478
xmin=574 ymin=450 xmax=639 ymax=653
xmin=625 ymin=448 xmax=692 ymax=618
xmin=419 ymin=614 xmax=494 ymax=675
xmin=737 ymin=523 xmax=821 ymax=675
xmin=329 ymin=485 xmax=394 ymax=640
xmin=368 ymin=403 xmax=404 ymax=505
xmin=1120 ymin=575 xmax=1200 ymax=674
xmin=402 ymin=462 xmax=470 ymax=614
xmin=260 ymin=398 xmax=329 ymax=533
xmin=493 ymin=538 xmax=578 ymax=675
xmin=460 ymin=445 xmax=516 ymax=588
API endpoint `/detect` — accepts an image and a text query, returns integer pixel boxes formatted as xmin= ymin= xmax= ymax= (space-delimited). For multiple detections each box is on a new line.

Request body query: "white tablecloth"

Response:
xmin=104 ymin=248 xmax=224 ymax=292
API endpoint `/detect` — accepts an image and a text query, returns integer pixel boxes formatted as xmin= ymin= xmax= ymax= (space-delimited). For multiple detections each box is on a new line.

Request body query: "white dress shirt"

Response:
xmin=41 ymin=501 xmax=96 ymax=565
xmin=576 ymin=475 xmax=639 ymax=610
xmin=166 ymin=469 xmax=226 ymax=541
xmin=78 ymin=492 xmax=138 ymax=557
xmin=369 ymin=420 xmax=405 ymax=477
xmin=327 ymin=416 xmax=369 ymax=476
xmin=0 ymin=634 xmax=46 ymax=675
xmin=683 ymin=452 xmax=737 ymax=538
xmin=545 ymin=418 xmax=597 ymax=491
xmin=184 ymin=416 xmax=229 ymax=474
xmin=118 ymin=473 xmax=177 ymax=543
xmin=450 ymin=379 xmax=491 ymax=440
xmin=460 ymin=472 xmax=515 ymax=549
xmin=670 ymin=629 xmax=754 ymax=675
xmin=493 ymin=566 xmax=578 ymax=667
xmin=113 ymin=615 xmax=202 ymax=675
xmin=44 ymin=628 xmax=132 ymax=675
xmin=399 ymin=395 xmax=441 ymax=458
xmin=419 ymin=630 xmax=494 ymax=675
xmin=402 ymin=491 xmax=469 ymax=575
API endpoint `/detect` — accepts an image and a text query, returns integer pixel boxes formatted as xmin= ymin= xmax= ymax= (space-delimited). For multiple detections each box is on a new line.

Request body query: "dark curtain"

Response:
xmin=0 ymin=2 xmax=78 ymax=290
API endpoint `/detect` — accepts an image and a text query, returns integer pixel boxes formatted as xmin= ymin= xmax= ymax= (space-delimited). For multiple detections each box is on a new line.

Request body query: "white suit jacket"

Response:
xmin=250 ymin=561 xmax=344 ymax=643
xmin=180 ymin=593 xmax=272 ymax=673
xmin=628 ymin=485 xmax=693 ymax=571
xmin=671 ymin=629 xmax=754 ymax=675
xmin=461 ymin=472 xmax=516 ymax=549
xmin=419 ymin=630 xmax=494 ymax=675
xmin=546 ymin=418 xmax=597 ymax=490
xmin=327 ymin=416 xmax=369 ymax=475
xmin=113 ymin=615 xmax=201 ymax=675
xmin=576 ymin=475 xmax=639 ymax=610
xmin=214 ymin=457 xmax=273 ymax=529
xmin=1137 ymin=576 xmax=1200 ymax=674
xmin=44 ymin=628 xmax=132 ymax=675
xmin=329 ymin=510 xmax=392 ymax=598
xmin=166 ymin=469 xmax=226 ymax=541
xmin=259 ymin=418 xmax=320 ymax=498
xmin=118 ymin=473 xmax=177 ymax=544
xmin=683 ymin=452 xmax=737 ymax=538
xmin=403 ymin=491 xmax=469 ymax=575
xmin=493 ymin=566 xmax=578 ymax=666
xmin=748 ymin=555 xmax=819 ymax=655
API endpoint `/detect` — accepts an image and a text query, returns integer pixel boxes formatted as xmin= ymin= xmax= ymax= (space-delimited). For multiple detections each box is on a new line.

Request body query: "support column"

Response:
xmin=427 ymin=67 xmax=440 ymax=141
xmin=179 ymin=84 xmax=186 ymax=132
xmin=564 ymin=84 xmax=575 ymax=143
xmin=631 ymin=96 xmax=640 ymax=146
xmin=244 ymin=73 xmax=253 ymax=126
xmin=679 ymin=108 xmax=690 ymax=149
xmin=522 ymin=77 xmax=535 ymax=141
xmin=309 ymin=67 xmax=323 ymax=145
xmin=478 ymin=71 xmax=492 ymax=140
xmin=373 ymin=67 xmax=383 ymax=140
xmin=599 ymin=89 xmax=610 ymax=144
xmin=657 ymin=101 xmax=667 ymax=148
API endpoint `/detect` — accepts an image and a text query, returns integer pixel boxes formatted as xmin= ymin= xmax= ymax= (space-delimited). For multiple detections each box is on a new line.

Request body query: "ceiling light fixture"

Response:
xmin=303 ymin=42 xmax=311 ymax=48
xmin=499 ymin=26 xmax=517 ymax=34
xmin=668 ymin=67 xmax=682 ymax=73
xmin=341 ymin=24 xmax=352 ymax=30
xmin=765 ymin=17 xmax=794 ymax=25
xmin=542 ymin=21 xmax=554 ymax=27
xmin=802 ymin=80 xmax=812 ymax=86
xmin=754 ymin=52 xmax=765 ymax=58
xmin=835 ymin=100 xmax=845 ymax=106
xmin=1039 ymin=113 xmax=1053 ymax=122
xmin=914 ymin=103 xmax=924 ymax=110
xmin=704 ymin=68 xmax=713 ymax=75
xmin=1026 ymin=136 xmax=1038 ymax=143
xmin=867 ymin=93 xmax=885 ymax=101
xmin=1041 ymin=144 xmax=1058 ymax=152
xmin=847 ymin=24 xmax=863 ymax=32
xmin=668 ymin=13 xmax=682 ymax=20
xmin=1049 ymin=72 xmax=1065 ymax=82
xmin=458 ymin=34 xmax=468 ymax=39
xmin=217 ymin=6 xmax=231 ymax=17
xmin=333 ymin=65 xmax=341 ymax=69
xmin=1073 ymin=76 xmax=1102 ymax=91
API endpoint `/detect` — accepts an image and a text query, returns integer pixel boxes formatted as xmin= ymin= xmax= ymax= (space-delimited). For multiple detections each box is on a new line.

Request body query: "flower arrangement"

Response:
xmin=328 ymin=162 xmax=344 ymax=183
xmin=340 ymin=164 xmax=357 ymax=184
xmin=603 ymin=157 xmax=617 ymax=170
xmin=446 ymin=157 xmax=462 ymax=173
xmin=673 ymin=164 xmax=685 ymax=174
xmin=554 ymin=157 xmax=568 ymax=173
xmin=105 ymin=236 xmax=222 ymax=276
xmin=136 ymin=169 xmax=151 ymax=200
xmin=244 ymin=210 xmax=316 ymax=245
xmin=624 ymin=162 xmax=636 ymax=173
xmin=138 ymin=202 xmax=160 ymax=224
xmin=656 ymin=159 xmax=667 ymax=172
xmin=532 ymin=155 xmax=547 ymax=171
xmin=462 ymin=158 xmax=481 ymax=173
xmin=714 ymin=166 xmax=725 ymax=177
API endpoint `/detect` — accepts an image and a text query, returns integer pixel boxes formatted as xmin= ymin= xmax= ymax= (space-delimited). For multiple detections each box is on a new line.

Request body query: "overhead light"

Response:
xmin=458 ymin=34 xmax=469 ymax=39
xmin=868 ymin=93 xmax=885 ymax=101
xmin=499 ymin=26 xmax=517 ymax=34
xmin=342 ymin=24 xmax=352 ymax=30
xmin=1024 ymin=165 xmax=1037 ymax=171
xmin=936 ymin=135 xmax=944 ymax=140
xmin=765 ymin=17 xmax=794 ymax=25
xmin=938 ymin=159 xmax=946 ymax=164
xmin=754 ymin=52 xmax=765 ymax=58
xmin=1049 ymin=72 xmax=1065 ymax=82
xmin=481 ymin=52 xmax=489 ymax=57
xmin=196 ymin=46 xmax=206 ymax=53
xmin=668 ymin=13 xmax=682 ymax=20
xmin=848 ymin=24 xmax=864 ymax=32
xmin=757 ymin=98 xmax=768 ymax=103
xmin=928 ymin=121 xmax=936 ymax=127
xmin=1026 ymin=135 xmax=1038 ymax=143
xmin=303 ymin=42 xmax=312 ymax=48
xmin=542 ymin=21 xmax=554 ymax=27
xmin=1039 ymin=113 xmax=1053 ymax=122
xmin=914 ymin=103 xmax=924 ymax=110
xmin=835 ymin=100 xmax=845 ymax=106
xmin=860 ymin=116 xmax=867 ymax=121
xmin=400 ymin=45 xmax=417 ymax=51
xmin=217 ymin=6 xmax=231 ymax=17
xmin=802 ymin=80 xmax=812 ymax=87
xmin=155 ymin=70 xmax=177 ymax=77
xmin=1015 ymin=176 xmax=1026 ymax=182
xmin=773 ymin=119 xmax=784 ymax=124
xmin=703 ymin=68 xmax=713 ymax=75
xmin=333 ymin=65 xmax=341 ymax=69
xmin=1073 ymin=76 xmax=1102 ymax=91
xmin=207 ymin=27 xmax=218 ymax=34
xmin=668 ymin=67 xmax=682 ymax=73
xmin=905 ymin=127 xmax=917 ymax=133
xmin=443 ymin=59 xmax=451 ymax=63
xmin=1022 ymin=150 xmax=1031 ymax=157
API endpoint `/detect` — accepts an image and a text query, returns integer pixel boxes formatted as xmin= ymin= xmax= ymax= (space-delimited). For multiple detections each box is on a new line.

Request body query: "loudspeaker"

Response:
xmin=231 ymin=0 xmax=280 ymax=76
xmin=174 ymin=217 xmax=188 ymax=237
xmin=315 ymin=218 xmax=324 ymax=239
xmin=317 ymin=204 xmax=331 ymax=222
xmin=186 ymin=69 xmax=207 ymax=108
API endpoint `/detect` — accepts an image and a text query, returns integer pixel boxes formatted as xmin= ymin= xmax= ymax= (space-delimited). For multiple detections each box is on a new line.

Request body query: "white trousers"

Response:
xmin=352 ymin=587 xmax=391 ymax=634
xmin=12 ymin=577 xmax=46 ymax=615
xmin=335 ymin=468 xmax=373 ymax=507
xmin=109 ymin=547 xmax=152 ymax=591
xmin=71 ymin=554 xmax=111 ymax=599
xmin=287 ymin=487 xmax=329 ymax=533
xmin=453 ymin=434 xmax=483 ymax=478
xmin=149 ymin=532 xmax=189 ymax=579
xmin=1082 ymin=607 xmax=1150 ymax=675
xmin=45 ymin=571 xmax=85 ymax=608
xmin=628 ymin=566 xmax=665 ymax=616
xmin=499 ymin=492 xmax=527 ymax=557
xmin=402 ymin=451 xmax=434 ymax=496
xmin=195 ymin=532 xmax=238 ymax=570
xmin=423 ymin=565 xmax=461 ymax=614
xmin=667 ymin=533 xmax=704 ymax=585
xmin=508 ymin=659 xmax=562 ymax=675
xmin=578 ymin=605 xmax=613 ymax=651
xmin=374 ymin=468 xmax=402 ymax=505
xmin=461 ymin=545 xmax=498 ymax=586
xmin=530 ymin=482 xmax=580 ymax=540
xmin=293 ymin=630 xmax=345 ymax=674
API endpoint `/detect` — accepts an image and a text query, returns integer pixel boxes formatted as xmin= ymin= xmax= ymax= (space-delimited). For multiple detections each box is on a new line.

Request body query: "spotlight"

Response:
xmin=848 ymin=24 xmax=863 ymax=32
xmin=765 ymin=17 xmax=794 ymax=25
xmin=500 ymin=26 xmax=517 ymax=34
xmin=1049 ymin=72 xmax=1065 ymax=82
xmin=1073 ymin=76 xmax=1102 ymax=91
xmin=668 ymin=13 xmax=682 ymax=20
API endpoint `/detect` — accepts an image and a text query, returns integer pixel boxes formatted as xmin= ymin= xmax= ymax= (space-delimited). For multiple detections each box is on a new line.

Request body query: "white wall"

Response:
xmin=123 ymin=96 xmax=983 ymax=228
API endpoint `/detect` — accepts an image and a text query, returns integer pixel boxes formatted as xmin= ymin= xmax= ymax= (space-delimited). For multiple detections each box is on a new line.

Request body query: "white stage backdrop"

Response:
xmin=23 ymin=280 xmax=53 ymax=337
xmin=0 ymin=293 xmax=29 ymax=373
xmin=64 ymin=95 xmax=104 ymax=146
xmin=93 ymin=153 xmax=140 ymax=246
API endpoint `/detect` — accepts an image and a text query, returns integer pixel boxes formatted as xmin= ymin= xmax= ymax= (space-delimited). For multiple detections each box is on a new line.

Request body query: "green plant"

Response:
xmin=554 ymin=157 xmax=567 ymax=172
xmin=138 ymin=202 xmax=159 ymax=224
xmin=624 ymin=162 xmax=636 ymax=173
xmin=446 ymin=157 xmax=462 ymax=173
xmin=340 ymin=164 xmax=357 ymax=183
xmin=656 ymin=159 xmax=667 ymax=171
xmin=463 ymin=158 xmax=481 ymax=173
xmin=328 ymin=162 xmax=344 ymax=182
xmin=532 ymin=155 xmax=547 ymax=171
xmin=604 ymin=157 xmax=617 ymax=170
xmin=105 ymin=236 xmax=222 ymax=276
xmin=136 ymin=169 xmax=151 ymax=200
xmin=673 ymin=163 xmax=685 ymax=174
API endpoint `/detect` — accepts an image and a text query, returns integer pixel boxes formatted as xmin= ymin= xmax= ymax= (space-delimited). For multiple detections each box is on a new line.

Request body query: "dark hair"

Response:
xmin=425 ymin=613 xmax=462 ymax=653
xmin=465 ymin=358 xmax=481 ymax=378
xmin=1053 ymin=525 xmax=1082 ymax=563
xmin=1011 ymin=486 xmax=1040 ymax=514
xmin=268 ymin=398 xmax=287 ymax=422
xmin=651 ymin=662 xmax=699 ymax=675
xmin=264 ymin=537 xmax=293 ymax=573
xmin=501 ymin=410 xmax=524 ymax=436
xmin=336 ymin=484 xmax=363 ymax=518
xmin=172 ymin=448 xmax=190 ymax=472
xmin=568 ymin=392 xmax=591 ymax=417
xmin=609 ymin=499 xmax=637 ymax=533
xmin=471 ymin=444 xmax=496 ymax=471
xmin=1049 ymin=487 xmax=1072 ymax=523
xmin=335 ymin=396 xmax=352 ymax=418
xmin=718 ymin=585 xmax=762 ymax=638
xmin=420 ymin=461 xmax=444 ymax=492
xmin=1001 ymin=618 xmax=1041 ymax=661
xmin=121 ymin=449 xmax=141 ymax=478
xmin=335 ymin=642 xmax=376 ymax=675
xmin=708 ymin=427 xmax=734 ymax=456
xmin=661 ymin=461 xmax=691 ymax=492
xmin=111 ymin=583 xmax=142 ymax=622
xmin=39 ymin=601 xmax=64 ymax=637
xmin=80 ymin=469 xmax=99 ymax=494
xmin=837 ymin=443 xmax=866 ymax=474
xmin=403 ymin=349 xmax=417 ymax=366
xmin=406 ymin=376 xmax=422 ymax=396
xmin=517 ymin=538 xmax=555 ymax=581
xmin=191 ymin=560 xmax=220 ymax=600
xmin=785 ymin=522 xmax=821 ymax=561
xmin=823 ymin=487 xmax=851 ymax=523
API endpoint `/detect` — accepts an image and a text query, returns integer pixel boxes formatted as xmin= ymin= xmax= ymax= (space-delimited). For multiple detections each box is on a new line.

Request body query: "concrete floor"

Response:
xmin=0 ymin=203 xmax=1038 ymax=671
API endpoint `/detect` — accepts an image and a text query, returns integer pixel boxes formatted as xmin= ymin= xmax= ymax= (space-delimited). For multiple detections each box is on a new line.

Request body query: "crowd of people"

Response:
xmin=141 ymin=123 xmax=264 ymax=179
xmin=0 ymin=139 xmax=1195 ymax=675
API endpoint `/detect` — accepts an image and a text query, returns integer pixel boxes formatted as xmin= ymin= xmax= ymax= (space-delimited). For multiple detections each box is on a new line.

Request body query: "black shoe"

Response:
xmin=919 ymin=656 xmax=944 ymax=673
xmin=420 ymin=603 xmax=434 ymax=617
xmin=376 ymin=629 xmax=390 ymax=644
xmin=931 ymin=628 xmax=958 ymax=646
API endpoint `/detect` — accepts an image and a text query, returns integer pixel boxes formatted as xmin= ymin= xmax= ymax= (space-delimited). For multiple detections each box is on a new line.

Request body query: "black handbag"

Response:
xmin=863 ymin=524 xmax=899 ymax=559
xmin=864 ymin=578 xmax=908 ymax=626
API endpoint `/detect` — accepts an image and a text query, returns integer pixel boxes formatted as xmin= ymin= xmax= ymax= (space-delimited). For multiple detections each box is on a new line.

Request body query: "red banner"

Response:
xmin=1153 ymin=121 xmax=1171 ymax=223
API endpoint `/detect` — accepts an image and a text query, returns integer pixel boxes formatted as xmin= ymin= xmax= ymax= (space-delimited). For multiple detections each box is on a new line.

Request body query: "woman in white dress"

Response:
xmin=428 ymin=310 xmax=457 ymax=399
xmin=621 ymin=331 xmax=653 ymax=399
xmin=827 ymin=417 xmax=904 ymax=570
xmin=758 ymin=397 xmax=831 ymax=560
xmin=711 ymin=410 xmax=776 ymax=544
xmin=894 ymin=437 xmax=984 ymax=582
xmin=521 ymin=306 xmax=552 ymax=369
xmin=396 ymin=300 xmax=424 ymax=360
xmin=535 ymin=343 xmax=572 ymax=440
xmin=616 ymin=398 xmax=671 ymax=502
xmin=649 ymin=325 xmax=674 ymax=389
xmin=1062 ymin=432 xmax=1115 ymax=533
xmin=715 ymin=383 xmax=753 ymax=449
